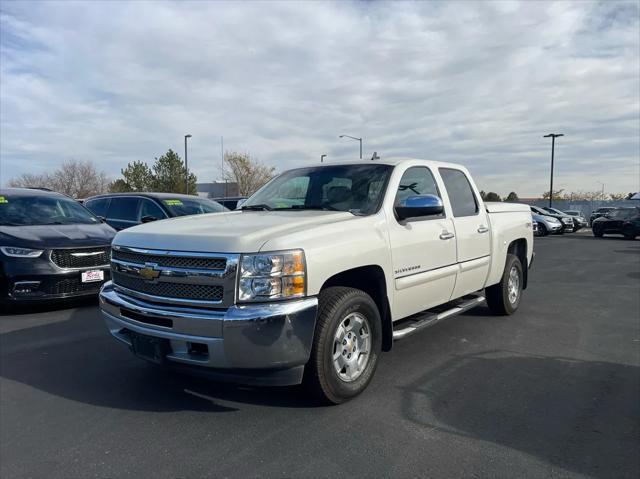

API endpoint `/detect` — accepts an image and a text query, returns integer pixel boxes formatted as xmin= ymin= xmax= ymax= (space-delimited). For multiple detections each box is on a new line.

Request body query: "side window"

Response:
xmin=107 ymin=197 xmax=140 ymax=222
xmin=394 ymin=167 xmax=441 ymax=207
xmin=139 ymin=199 xmax=166 ymax=220
xmin=439 ymin=168 xmax=479 ymax=217
xmin=85 ymin=198 xmax=109 ymax=217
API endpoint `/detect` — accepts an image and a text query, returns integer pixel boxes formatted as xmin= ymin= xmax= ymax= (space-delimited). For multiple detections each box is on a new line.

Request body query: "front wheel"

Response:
xmin=593 ymin=225 xmax=604 ymax=237
xmin=538 ymin=223 xmax=548 ymax=236
xmin=485 ymin=254 xmax=523 ymax=316
xmin=623 ymin=224 xmax=636 ymax=240
xmin=304 ymin=287 xmax=382 ymax=404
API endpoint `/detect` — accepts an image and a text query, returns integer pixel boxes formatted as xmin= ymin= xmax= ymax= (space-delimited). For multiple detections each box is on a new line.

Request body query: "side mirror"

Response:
xmin=141 ymin=215 xmax=158 ymax=223
xmin=395 ymin=194 xmax=444 ymax=221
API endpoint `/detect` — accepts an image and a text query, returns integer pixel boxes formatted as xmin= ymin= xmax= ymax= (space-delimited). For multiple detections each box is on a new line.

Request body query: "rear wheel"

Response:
xmin=304 ymin=287 xmax=382 ymax=404
xmin=486 ymin=254 xmax=523 ymax=316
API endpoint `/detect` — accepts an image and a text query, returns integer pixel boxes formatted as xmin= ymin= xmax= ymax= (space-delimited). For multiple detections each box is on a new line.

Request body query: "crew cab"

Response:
xmin=99 ymin=159 xmax=533 ymax=403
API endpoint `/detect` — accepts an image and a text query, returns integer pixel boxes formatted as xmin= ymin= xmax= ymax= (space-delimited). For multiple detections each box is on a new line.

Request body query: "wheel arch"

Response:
xmin=507 ymin=238 xmax=528 ymax=289
xmin=320 ymin=265 xmax=393 ymax=351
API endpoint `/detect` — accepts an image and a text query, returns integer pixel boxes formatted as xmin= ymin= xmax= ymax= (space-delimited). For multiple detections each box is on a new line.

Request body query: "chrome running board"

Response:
xmin=392 ymin=294 xmax=486 ymax=340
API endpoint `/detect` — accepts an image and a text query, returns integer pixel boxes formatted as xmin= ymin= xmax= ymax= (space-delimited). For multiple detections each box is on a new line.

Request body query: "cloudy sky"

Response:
xmin=1 ymin=0 xmax=638 ymax=196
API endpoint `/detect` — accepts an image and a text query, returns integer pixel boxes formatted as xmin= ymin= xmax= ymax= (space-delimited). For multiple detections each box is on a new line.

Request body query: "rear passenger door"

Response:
xmin=439 ymin=168 xmax=491 ymax=298
xmin=105 ymin=197 xmax=141 ymax=230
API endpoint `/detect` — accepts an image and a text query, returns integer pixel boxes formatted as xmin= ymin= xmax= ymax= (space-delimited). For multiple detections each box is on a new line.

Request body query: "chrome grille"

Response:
xmin=112 ymin=271 xmax=223 ymax=301
xmin=51 ymin=247 xmax=111 ymax=269
xmin=110 ymin=246 xmax=238 ymax=307
xmin=111 ymin=250 xmax=226 ymax=270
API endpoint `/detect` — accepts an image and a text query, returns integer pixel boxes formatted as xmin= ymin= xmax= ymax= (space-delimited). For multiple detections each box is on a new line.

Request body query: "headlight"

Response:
xmin=0 ymin=246 xmax=44 ymax=258
xmin=238 ymin=249 xmax=306 ymax=302
xmin=549 ymin=218 xmax=560 ymax=224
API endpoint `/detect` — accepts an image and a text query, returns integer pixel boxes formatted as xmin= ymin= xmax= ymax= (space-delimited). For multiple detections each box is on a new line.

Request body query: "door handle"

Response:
xmin=439 ymin=231 xmax=455 ymax=240
xmin=477 ymin=225 xmax=489 ymax=234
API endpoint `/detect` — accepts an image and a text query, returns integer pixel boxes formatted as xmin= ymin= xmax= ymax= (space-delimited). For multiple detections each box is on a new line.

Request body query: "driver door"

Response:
xmin=388 ymin=166 xmax=457 ymax=320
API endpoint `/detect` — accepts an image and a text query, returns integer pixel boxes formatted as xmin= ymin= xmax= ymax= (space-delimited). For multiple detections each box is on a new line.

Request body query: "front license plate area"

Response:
xmin=81 ymin=269 xmax=104 ymax=283
xmin=130 ymin=332 xmax=169 ymax=364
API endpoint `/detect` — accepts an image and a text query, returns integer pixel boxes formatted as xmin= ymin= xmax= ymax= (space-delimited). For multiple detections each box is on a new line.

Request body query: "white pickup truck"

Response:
xmin=100 ymin=159 xmax=533 ymax=403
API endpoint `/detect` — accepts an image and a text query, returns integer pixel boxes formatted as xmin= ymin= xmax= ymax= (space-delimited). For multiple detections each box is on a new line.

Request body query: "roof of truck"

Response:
xmin=312 ymin=158 xmax=467 ymax=169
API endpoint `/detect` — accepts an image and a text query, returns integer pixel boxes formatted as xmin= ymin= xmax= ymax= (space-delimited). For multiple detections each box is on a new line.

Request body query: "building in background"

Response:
xmin=196 ymin=182 xmax=239 ymax=199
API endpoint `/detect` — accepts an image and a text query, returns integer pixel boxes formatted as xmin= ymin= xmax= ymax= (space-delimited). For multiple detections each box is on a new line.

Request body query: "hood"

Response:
xmin=113 ymin=210 xmax=357 ymax=253
xmin=532 ymin=213 xmax=558 ymax=223
xmin=0 ymin=223 xmax=116 ymax=249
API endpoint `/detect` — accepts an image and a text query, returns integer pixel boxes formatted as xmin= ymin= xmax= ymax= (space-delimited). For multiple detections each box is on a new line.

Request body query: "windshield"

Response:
xmin=608 ymin=208 xmax=638 ymax=219
xmin=543 ymin=207 xmax=565 ymax=215
xmin=161 ymin=197 xmax=227 ymax=216
xmin=243 ymin=164 xmax=393 ymax=215
xmin=0 ymin=193 xmax=101 ymax=226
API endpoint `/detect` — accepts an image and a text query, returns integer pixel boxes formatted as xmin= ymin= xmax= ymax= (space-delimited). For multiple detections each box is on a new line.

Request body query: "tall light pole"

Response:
xmin=544 ymin=133 xmax=563 ymax=207
xmin=339 ymin=134 xmax=362 ymax=159
xmin=596 ymin=181 xmax=605 ymax=201
xmin=184 ymin=134 xmax=192 ymax=194
xmin=321 ymin=154 xmax=327 ymax=163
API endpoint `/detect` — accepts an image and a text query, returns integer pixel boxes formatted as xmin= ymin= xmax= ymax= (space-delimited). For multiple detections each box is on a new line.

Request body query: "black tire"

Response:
xmin=485 ymin=254 xmax=523 ymax=316
xmin=623 ymin=224 xmax=636 ymax=240
xmin=304 ymin=286 xmax=382 ymax=404
xmin=593 ymin=225 xmax=603 ymax=237
xmin=538 ymin=223 xmax=548 ymax=236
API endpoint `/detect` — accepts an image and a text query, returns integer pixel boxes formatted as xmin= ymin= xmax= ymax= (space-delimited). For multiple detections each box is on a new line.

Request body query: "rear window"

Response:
xmin=107 ymin=197 xmax=140 ymax=221
xmin=85 ymin=198 xmax=109 ymax=217
xmin=439 ymin=168 xmax=478 ymax=217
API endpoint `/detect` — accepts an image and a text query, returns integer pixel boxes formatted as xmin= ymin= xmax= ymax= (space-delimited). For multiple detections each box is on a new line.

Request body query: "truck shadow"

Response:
xmin=399 ymin=350 xmax=639 ymax=479
xmin=0 ymin=306 xmax=318 ymax=413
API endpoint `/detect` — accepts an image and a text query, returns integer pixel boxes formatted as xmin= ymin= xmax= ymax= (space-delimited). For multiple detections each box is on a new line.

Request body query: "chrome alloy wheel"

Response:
xmin=332 ymin=312 xmax=371 ymax=382
xmin=507 ymin=266 xmax=520 ymax=304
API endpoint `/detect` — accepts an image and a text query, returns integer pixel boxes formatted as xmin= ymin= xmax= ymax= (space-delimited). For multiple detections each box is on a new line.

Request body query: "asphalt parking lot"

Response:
xmin=1 ymin=232 xmax=638 ymax=479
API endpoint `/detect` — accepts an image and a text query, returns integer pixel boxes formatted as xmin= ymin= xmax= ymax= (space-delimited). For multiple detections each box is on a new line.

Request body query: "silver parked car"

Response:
xmin=564 ymin=210 xmax=588 ymax=231
xmin=531 ymin=208 xmax=563 ymax=236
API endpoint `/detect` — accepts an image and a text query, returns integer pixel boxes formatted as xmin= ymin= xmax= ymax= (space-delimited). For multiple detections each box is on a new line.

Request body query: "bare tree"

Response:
xmin=223 ymin=152 xmax=275 ymax=196
xmin=8 ymin=160 xmax=110 ymax=198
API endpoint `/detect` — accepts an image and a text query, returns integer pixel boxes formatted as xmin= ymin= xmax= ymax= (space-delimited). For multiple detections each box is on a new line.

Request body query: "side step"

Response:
xmin=392 ymin=294 xmax=486 ymax=340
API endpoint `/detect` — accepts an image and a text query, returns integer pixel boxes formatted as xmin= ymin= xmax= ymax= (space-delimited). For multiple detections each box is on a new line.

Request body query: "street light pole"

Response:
xmin=321 ymin=154 xmax=327 ymax=163
xmin=339 ymin=134 xmax=362 ymax=159
xmin=597 ymin=181 xmax=605 ymax=201
xmin=184 ymin=134 xmax=192 ymax=194
xmin=543 ymin=133 xmax=563 ymax=208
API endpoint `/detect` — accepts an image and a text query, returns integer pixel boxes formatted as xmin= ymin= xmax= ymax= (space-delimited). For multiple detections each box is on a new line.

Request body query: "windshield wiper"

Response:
xmin=241 ymin=204 xmax=273 ymax=211
xmin=286 ymin=204 xmax=341 ymax=211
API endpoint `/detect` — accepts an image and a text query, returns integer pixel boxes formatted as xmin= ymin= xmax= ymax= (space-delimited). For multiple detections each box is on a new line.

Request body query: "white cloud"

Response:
xmin=0 ymin=0 xmax=638 ymax=196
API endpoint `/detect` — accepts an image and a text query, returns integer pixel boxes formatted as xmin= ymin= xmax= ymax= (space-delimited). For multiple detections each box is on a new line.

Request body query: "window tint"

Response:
xmin=85 ymin=198 xmax=109 ymax=217
xmin=394 ymin=167 xmax=441 ymax=206
xmin=244 ymin=164 xmax=392 ymax=215
xmin=107 ymin=197 xmax=140 ymax=221
xmin=139 ymin=199 xmax=166 ymax=220
xmin=439 ymin=168 xmax=478 ymax=217
xmin=0 ymin=195 xmax=100 ymax=226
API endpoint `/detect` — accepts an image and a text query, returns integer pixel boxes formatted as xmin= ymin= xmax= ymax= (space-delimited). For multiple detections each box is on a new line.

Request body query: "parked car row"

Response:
xmin=529 ymin=202 xmax=640 ymax=240
xmin=0 ymin=188 xmax=239 ymax=304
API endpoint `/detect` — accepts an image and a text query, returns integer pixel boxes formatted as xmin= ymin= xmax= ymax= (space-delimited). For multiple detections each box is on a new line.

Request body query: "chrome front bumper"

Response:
xmin=99 ymin=281 xmax=318 ymax=385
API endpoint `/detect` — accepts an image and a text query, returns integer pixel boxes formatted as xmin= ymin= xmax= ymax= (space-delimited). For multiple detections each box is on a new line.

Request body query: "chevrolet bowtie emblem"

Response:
xmin=139 ymin=265 xmax=160 ymax=281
